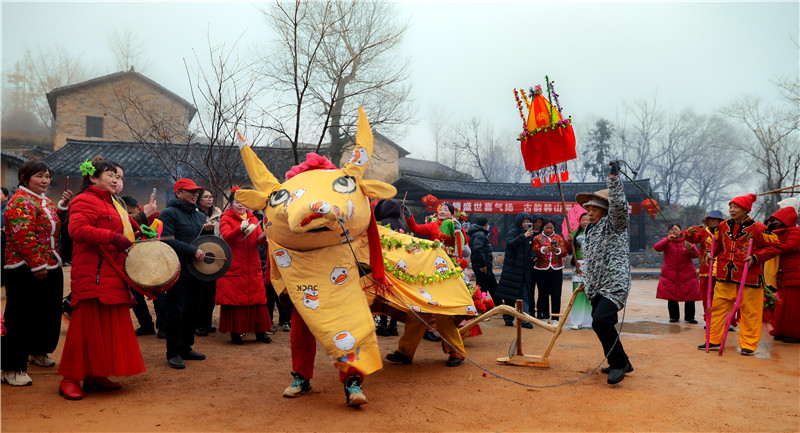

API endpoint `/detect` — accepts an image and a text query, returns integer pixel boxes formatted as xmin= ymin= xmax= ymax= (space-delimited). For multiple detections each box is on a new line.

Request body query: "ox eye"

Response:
xmin=269 ymin=189 xmax=290 ymax=207
xmin=332 ymin=176 xmax=357 ymax=194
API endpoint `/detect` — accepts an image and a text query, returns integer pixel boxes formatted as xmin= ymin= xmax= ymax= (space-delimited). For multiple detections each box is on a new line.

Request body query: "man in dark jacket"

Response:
xmin=495 ymin=212 xmax=535 ymax=327
xmin=160 ymin=178 xmax=208 ymax=369
xmin=468 ymin=217 xmax=497 ymax=302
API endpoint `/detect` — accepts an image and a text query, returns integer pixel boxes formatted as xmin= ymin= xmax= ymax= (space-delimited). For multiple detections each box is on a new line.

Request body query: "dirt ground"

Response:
xmin=1 ymin=268 xmax=799 ymax=433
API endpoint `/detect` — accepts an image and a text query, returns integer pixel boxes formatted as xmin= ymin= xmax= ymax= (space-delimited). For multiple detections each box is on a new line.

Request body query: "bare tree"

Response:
xmin=443 ymin=117 xmax=526 ymax=182
xmin=108 ymin=29 xmax=151 ymax=73
xmin=260 ymin=0 xmax=414 ymax=164
xmin=721 ymin=92 xmax=800 ymax=215
xmin=112 ymin=33 xmax=266 ymax=201
xmin=682 ymin=116 xmax=743 ymax=211
xmin=614 ymin=94 xmax=663 ymax=179
xmin=428 ymin=103 xmax=449 ymax=163
xmin=7 ymin=45 xmax=88 ymax=132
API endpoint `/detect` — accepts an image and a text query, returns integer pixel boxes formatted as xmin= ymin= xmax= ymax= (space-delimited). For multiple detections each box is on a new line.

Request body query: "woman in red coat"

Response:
xmin=58 ymin=157 xmax=145 ymax=400
xmin=654 ymin=223 xmax=702 ymax=324
xmin=768 ymin=206 xmax=800 ymax=343
xmin=216 ymin=193 xmax=272 ymax=345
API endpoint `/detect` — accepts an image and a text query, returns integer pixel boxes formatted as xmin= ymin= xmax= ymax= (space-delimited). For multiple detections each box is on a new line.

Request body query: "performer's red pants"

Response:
xmin=290 ymin=310 xmax=363 ymax=383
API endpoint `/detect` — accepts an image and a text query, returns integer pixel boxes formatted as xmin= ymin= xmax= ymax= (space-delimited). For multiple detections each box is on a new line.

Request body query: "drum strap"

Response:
xmin=95 ymin=246 xmax=158 ymax=300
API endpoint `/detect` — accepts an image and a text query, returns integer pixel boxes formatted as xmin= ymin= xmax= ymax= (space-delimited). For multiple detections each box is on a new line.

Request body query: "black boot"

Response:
xmin=231 ymin=333 xmax=243 ymax=345
xmin=255 ymin=332 xmax=272 ymax=343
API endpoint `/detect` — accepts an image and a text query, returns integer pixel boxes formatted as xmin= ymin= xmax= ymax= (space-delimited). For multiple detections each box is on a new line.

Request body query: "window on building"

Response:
xmin=86 ymin=116 xmax=104 ymax=138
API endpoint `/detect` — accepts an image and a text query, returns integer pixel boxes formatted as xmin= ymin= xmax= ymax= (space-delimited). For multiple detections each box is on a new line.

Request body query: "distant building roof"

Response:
xmin=1 ymin=149 xmax=28 ymax=166
xmin=398 ymin=157 xmax=471 ymax=180
xmin=43 ymin=138 xmax=313 ymax=181
xmin=45 ymin=69 xmax=197 ymax=122
xmin=393 ymin=175 xmax=651 ymax=203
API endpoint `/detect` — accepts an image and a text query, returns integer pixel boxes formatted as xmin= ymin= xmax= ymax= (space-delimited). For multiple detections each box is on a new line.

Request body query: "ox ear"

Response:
xmin=360 ymin=179 xmax=397 ymax=200
xmin=237 ymin=136 xmax=280 ymax=195
xmin=234 ymin=189 xmax=270 ymax=211
xmin=342 ymin=106 xmax=373 ymax=178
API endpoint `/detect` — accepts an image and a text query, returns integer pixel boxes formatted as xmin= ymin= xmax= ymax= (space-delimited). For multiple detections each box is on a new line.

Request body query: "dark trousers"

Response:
xmin=165 ymin=272 xmax=201 ymax=358
xmin=131 ymin=289 xmax=167 ymax=330
xmin=591 ymin=295 xmax=629 ymax=369
xmin=1 ymin=266 xmax=63 ymax=371
xmin=535 ymin=268 xmax=563 ymax=320
xmin=195 ymin=280 xmax=216 ymax=330
xmin=502 ymin=280 xmax=532 ymax=325
xmin=528 ymin=268 xmax=539 ymax=317
xmin=474 ymin=268 xmax=498 ymax=303
xmin=667 ymin=300 xmax=696 ymax=321
xmin=266 ymin=283 xmax=290 ymax=325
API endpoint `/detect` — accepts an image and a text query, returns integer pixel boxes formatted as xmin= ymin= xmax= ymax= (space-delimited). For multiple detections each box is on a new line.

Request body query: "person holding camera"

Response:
xmin=495 ymin=212 xmax=535 ymax=328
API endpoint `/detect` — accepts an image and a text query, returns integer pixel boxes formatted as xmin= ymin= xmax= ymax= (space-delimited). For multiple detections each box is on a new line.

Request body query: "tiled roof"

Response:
xmin=45 ymin=70 xmax=197 ymax=121
xmin=42 ymin=139 xmax=312 ymax=181
xmin=1 ymin=150 xmax=28 ymax=166
xmin=393 ymin=175 xmax=652 ymax=202
xmin=398 ymin=158 xmax=471 ymax=180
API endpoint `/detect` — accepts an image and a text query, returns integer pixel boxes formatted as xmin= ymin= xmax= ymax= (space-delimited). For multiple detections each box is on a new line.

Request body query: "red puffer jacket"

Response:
xmin=215 ymin=208 xmax=267 ymax=306
xmin=654 ymin=233 xmax=702 ymax=302
xmin=771 ymin=207 xmax=800 ymax=290
xmin=68 ymin=186 xmax=134 ymax=306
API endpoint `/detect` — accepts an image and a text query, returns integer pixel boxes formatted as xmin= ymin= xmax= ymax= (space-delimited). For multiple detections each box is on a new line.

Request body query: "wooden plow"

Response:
xmin=458 ymin=285 xmax=585 ymax=368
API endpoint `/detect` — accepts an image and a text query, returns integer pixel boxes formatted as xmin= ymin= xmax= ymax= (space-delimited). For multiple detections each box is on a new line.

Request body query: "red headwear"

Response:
xmin=729 ymin=193 xmax=757 ymax=213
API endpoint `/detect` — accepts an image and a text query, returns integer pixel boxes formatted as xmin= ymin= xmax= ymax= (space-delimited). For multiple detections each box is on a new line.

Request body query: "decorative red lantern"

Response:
xmin=421 ymin=194 xmax=438 ymax=213
xmin=641 ymin=199 xmax=660 ymax=220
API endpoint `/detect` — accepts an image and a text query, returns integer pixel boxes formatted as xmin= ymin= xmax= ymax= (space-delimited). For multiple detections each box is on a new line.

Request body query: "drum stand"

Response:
xmin=458 ymin=286 xmax=584 ymax=368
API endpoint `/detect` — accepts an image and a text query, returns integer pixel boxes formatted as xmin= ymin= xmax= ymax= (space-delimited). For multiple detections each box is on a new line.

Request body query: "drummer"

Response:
xmin=159 ymin=178 xmax=209 ymax=370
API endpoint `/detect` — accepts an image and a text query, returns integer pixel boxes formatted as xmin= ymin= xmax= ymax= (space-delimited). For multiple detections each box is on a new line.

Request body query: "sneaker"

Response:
xmin=255 ymin=333 xmax=272 ymax=344
xmin=446 ymin=356 xmax=464 ymax=367
xmin=29 ymin=353 xmax=56 ymax=367
xmin=1 ymin=370 xmax=32 ymax=386
xmin=281 ymin=323 xmax=291 ymax=332
xmin=344 ymin=376 xmax=367 ymax=406
xmin=194 ymin=328 xmax=208 ymax=337
xmin=686 ymin=319 xmax=698 ymax=324
xmin=521 ymin=321 xmax=533 ymax=329
xmin=739 ymin=348 xmax=754 ymax=356
xmin=698 ymin=343 xmax=720 ymax=351
xmin=570 ymin=325 xmax=580 ymax=330
xmin=283 ymin=372 xmax=311 ymax=398
xmin=231 ymin=333 xmax=244 ymax=345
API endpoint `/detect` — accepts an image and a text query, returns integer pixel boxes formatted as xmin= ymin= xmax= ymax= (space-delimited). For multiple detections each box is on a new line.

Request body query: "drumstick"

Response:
xmin=64 ymin=176 xmax=69 ymax=192
xmin=133 ymin=236 xmax=174 ymax=243
xmin=204 ymin=256 xmax=227 ymax=261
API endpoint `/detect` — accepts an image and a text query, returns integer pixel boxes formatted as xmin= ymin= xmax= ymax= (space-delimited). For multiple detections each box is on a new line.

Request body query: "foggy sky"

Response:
xmin=2 ymin=1 xmax=797 ymax=160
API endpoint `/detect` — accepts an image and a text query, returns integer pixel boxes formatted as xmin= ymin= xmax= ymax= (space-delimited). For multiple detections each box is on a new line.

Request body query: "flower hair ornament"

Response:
xmin=79 ymin=158 xmax=96 ymax=176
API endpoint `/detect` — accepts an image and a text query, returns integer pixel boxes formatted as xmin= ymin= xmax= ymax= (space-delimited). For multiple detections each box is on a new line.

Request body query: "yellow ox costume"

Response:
xmin=234 ymin=107 xmax=473 ymax=406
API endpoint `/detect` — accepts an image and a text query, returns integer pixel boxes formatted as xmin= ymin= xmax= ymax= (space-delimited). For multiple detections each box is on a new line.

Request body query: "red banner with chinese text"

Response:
xmin=448 ymin=200 xmax=641 ymax=215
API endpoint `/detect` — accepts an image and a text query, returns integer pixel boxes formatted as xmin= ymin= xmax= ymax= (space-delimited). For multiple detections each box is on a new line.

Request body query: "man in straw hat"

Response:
xmin=575 ymin=161 xmax=633 ymax=385
xmin=698 ymin=193 xmax=780 ymax=355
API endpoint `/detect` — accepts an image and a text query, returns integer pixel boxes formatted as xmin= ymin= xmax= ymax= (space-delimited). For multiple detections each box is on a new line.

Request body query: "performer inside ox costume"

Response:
xmin=233 ymin=107 xmax=474 ymax=407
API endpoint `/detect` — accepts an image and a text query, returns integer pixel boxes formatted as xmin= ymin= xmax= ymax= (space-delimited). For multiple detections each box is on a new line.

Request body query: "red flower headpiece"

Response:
xmin=286 ymin=153 xmax=337 ymax=180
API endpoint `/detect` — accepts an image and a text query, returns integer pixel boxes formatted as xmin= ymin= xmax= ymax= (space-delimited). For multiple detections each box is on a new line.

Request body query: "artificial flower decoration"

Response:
xmin=79 ymin=158 xmax=96 ymax=176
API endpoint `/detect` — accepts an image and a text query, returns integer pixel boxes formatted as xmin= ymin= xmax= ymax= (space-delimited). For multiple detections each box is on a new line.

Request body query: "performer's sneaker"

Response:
xmin=697 ymin=343 xmax=720 ymax=351
xmin=28 ymin=353 xmax=56 ymax=367
xmin=1 ymin=370 xmax=32 ymax=386
xmin=283 ymin=372 xmax=311 ymax=398
xmin=385 ymin=351 xmax=412 ymax=364
xmin=344 ymin=376 xmax=367 ymax=407
xmin=738 ymin=348 xmax=754 ymax=356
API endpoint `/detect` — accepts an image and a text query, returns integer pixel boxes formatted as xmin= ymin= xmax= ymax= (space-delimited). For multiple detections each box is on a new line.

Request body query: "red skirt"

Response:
xmin=772 ymin=287 xmax=800 ymax=339
xmin=218 ymin=304 xmax=272 ymax=334
xmin=58 ymin=299 xmax=145 ymax=381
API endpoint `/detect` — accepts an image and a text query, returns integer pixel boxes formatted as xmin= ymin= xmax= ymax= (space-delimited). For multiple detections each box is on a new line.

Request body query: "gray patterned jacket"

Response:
xmin=582 ymin=174 xmax=631 ymax=310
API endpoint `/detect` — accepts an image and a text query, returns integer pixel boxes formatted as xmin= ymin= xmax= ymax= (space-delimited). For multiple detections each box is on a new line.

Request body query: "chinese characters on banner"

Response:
xmin=449 ymin=200 xmax=640 ymax=215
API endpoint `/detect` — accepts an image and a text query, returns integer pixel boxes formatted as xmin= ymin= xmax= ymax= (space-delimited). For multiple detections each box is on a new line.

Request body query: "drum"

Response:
xmin=187 ymin=235 xmax=232 ymax=281
xmin=124 ymin=241 xmax=181 ymax=295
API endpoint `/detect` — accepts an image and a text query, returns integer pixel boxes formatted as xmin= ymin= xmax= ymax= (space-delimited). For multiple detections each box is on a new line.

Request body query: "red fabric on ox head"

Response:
xmin=285 ymin=153 xmax=337 ymax=180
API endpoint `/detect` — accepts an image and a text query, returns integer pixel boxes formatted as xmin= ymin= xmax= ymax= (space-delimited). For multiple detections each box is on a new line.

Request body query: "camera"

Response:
xmin=526 ymin=223 xmax=533 ymax=229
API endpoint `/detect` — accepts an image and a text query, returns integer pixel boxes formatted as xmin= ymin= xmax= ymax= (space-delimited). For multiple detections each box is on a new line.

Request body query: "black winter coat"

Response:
xmin=159 ymin=199 xmax=206 ymax=269
xmin=467 ymin=224 xmax=493 ymax=270
xmin=374 ymin=199 xmax=405 ymax=232
xmin=495 ymin=212 xmax=534 ymax=306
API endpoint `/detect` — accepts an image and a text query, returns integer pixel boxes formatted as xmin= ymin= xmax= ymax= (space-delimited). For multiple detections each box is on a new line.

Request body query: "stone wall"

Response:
xmin=53 ymin=76 xmax=192 ymax=150
xmin=338 ymin=137 xmax=400 ymax=183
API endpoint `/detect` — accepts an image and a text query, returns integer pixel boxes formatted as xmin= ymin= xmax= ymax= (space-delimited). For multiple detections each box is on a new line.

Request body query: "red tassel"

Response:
xmin=532 ymin=178 xmax=543 ymax=188
xmin=549 ymin=173 xmax=557 ymax=184
xmin=561 ymin=170 xmax=569 ymax=182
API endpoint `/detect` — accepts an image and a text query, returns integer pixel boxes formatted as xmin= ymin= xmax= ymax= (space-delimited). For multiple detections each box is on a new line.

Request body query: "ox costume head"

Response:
xmin=234 ymin=107 xmax=396 ymax=251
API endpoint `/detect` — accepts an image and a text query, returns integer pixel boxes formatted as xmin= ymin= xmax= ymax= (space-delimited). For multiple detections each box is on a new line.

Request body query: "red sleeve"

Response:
xmin=219 ymin=213 xmax=241 ymax=245
xmin=405 ymin=214 xmax=437 ymax=240
xmin=653 ymin=237 xmax=669 ymax=252
xmin=68 ymin=195 xmax=116 ymax=247
xmin=753 ymin=225 xmax=782 ymax=263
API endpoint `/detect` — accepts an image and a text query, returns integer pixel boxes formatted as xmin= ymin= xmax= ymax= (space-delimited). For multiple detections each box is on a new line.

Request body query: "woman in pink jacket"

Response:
xmin=654 ymin=223 xmax=702 ymax=324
